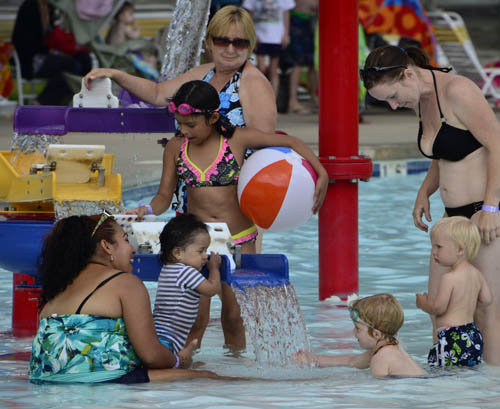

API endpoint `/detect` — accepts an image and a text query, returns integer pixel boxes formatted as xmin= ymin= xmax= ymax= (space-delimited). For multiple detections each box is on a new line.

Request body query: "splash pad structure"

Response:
xmin=0 ymin=83 xmax=300 ymax=354
xmin=1 ymin=2 xmax=370 ymax=365
xmin=0 ymin=79 xmax=176 ymax=336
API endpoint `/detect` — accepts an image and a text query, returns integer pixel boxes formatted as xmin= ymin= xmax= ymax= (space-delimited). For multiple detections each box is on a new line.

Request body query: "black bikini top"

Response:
xmin=417 ymin=70 xmax=482 ymax=161
xmin=76 ymin=271 xmax=126 ymax=314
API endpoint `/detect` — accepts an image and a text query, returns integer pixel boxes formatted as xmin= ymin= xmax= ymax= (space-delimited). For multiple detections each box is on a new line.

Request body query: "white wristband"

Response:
xmin=481 ymin=204 xmax=499 ymax=213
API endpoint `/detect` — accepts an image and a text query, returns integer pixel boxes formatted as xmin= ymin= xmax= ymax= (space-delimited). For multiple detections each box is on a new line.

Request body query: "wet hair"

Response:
xmin=207 ymin=5 xmax=256 ymax=54
xmin=431 ymin=216 xmax=481 ymax=261
xmin=351 ymin=293 xmax=404 ymax=343
xmin=159 ymin=213 xmax=209 ymax=264
xmin=171 ymin=80 xmax=236 ymax=138
xmin=38 ymin=214 xmax=117 ymax=307
xmin=360 ymin=45 xmax=450 ymax=90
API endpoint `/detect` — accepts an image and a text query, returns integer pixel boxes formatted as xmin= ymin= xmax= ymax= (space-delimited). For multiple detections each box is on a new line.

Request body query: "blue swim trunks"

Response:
xmin=427 ymin=322 xmax=483 ymax=367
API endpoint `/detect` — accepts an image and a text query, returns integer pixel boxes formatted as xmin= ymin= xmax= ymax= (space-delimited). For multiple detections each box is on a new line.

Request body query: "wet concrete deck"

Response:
xmin=0 ymin=105 xmax=497 ymax=189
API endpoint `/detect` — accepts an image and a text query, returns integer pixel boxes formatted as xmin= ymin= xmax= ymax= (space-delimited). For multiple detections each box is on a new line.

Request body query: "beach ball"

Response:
xmin=237 ymin=147 xmax=318 ymax=231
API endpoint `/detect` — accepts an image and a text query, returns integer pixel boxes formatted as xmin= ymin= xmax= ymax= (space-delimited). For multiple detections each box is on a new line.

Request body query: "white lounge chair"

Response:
xmin=427 ymin=10 xmax=500 ymax=101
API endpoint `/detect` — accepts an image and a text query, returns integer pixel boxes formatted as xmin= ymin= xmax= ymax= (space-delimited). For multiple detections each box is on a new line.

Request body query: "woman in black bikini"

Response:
xmin=360 ymin=45 xmax=500 ymax=365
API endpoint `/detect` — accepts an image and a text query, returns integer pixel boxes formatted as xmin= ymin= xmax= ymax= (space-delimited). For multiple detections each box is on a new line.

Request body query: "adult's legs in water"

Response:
xmin=220 ymin=282 xmax=246 ymax=350
xmin=219 ymin=240 xmax=255 ymax=349
xmin=470 ymin=236 xmax=500 ymax=365
xmin=186 ymin=286 xmax=246 ymax=351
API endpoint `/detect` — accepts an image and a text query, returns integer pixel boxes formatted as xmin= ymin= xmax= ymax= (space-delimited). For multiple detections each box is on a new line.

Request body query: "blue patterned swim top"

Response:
xmin=202 ymin=62 xmax=246 ymax=127
xmin=29 ymin=314 xmax=142 ymax=383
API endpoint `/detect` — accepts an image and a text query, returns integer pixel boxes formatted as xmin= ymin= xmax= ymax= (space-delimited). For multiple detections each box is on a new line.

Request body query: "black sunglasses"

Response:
xmin=212 ymin=36 xmax=250 ymax=50
xmin=359 ymin=65 xmax=406 ymax=81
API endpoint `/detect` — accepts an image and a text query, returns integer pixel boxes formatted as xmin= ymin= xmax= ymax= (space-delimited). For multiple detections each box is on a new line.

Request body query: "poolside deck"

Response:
xmin=0 ymin=105 xmax=498 ymax=187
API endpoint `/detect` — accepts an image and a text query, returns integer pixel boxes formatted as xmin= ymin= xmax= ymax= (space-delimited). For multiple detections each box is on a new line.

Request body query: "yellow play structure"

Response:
xmin=0 ymin=144 xmax=121 ymax=214
xmin=0 ymin=78 xmax=175 ymax=218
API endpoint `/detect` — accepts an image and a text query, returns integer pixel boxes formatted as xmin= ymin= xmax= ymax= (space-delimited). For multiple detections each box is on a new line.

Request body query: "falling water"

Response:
xmin=233 ymin=283 xmax=310 ymax=368
xmin=9 ymin=133 xmax=62 ymax=175
xmin=54 ymin=201 xmax=123 ymax=220
xmin=160 ymin=0 xmax=210 ymax=81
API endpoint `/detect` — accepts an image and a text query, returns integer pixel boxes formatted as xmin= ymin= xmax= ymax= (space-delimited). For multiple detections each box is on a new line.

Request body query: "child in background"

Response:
xmin=416 ymin=216 xmax=492 ymax=367
xmin=126 ymin=80 xmax=328 ymax=351
xmin=242 ymin=0 xmax=295 ymax=98
xmin=106 ymin=1 xmax=158 ymax=80
xmin=285 ymin=0 xmax=318 ymax=114
xmin=153 ymin=214 xmax=221 ymax=354
xmin=106 ymin=1 xmax=140 ymax=46
xmin=296 ymin=294 xmax=426 ymax=377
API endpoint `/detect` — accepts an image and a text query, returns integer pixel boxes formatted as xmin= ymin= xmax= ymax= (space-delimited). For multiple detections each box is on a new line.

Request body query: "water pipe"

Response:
xmin=318 ymin=0 xmax=373 ymax=300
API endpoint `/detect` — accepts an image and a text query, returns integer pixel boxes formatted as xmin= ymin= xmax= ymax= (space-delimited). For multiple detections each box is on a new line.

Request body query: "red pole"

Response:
xmin=318 ymin=0 xmax=372 ymax=300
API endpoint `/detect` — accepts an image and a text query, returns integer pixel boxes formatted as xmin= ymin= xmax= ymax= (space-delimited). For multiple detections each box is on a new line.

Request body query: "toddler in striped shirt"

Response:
xmin=153 ymin=214 xmax=221 ymax=353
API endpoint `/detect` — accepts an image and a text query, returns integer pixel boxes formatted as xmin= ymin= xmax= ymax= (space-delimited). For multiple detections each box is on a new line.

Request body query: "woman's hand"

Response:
xmin=177 ymin=339 xmax=198 ymax=368
xmin=84 ymin=68 xmax=117 ymax=90
xmin=312 ymin=171 xmax=328 ymax=214
xmin=473 ymin=211 xmax=500 ymax=244
xmin=123 ymin=206 xmax=149 ymax=220
xmin=413 ymin=191 xmax=432 ymax=232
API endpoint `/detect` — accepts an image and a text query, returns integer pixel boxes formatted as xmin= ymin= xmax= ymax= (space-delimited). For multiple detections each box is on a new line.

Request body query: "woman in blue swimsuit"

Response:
xmin=84 ymin=6 xmax=276 ymax=133
xmin=360 ymin=45 xmax=500 ymax=365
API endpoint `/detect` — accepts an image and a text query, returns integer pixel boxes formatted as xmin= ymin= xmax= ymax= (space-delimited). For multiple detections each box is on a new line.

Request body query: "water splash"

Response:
xmin=9 ymin=133 xmax=62 ymax=174
xmin=234 ymin=283 xmax=310 ymax=368
xmin=160 ymin=0 xmax=210 ymax=81
xmin=54 ymin=201 xmax=123 ymax=220
xmin=10 ymin=132 xmax=62 ymax=155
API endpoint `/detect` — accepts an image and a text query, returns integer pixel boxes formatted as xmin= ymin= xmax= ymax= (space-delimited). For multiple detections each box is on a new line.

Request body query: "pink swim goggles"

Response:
xmin=167 ymin=101 xmax=217 ymax=115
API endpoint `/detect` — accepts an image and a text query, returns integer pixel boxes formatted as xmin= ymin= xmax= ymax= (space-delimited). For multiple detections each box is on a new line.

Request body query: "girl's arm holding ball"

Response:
xmin=235 ymin=128 xmax=329 ymax=213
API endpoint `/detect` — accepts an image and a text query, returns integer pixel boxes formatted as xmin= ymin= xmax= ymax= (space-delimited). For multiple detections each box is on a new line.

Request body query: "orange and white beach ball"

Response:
xmin=237 ymin=147 xmax=318 ymax=231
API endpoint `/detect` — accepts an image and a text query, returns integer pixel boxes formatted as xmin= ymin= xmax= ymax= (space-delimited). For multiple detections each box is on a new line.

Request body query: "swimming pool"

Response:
xmin=1 ymin=173 xmax=500 ymax=409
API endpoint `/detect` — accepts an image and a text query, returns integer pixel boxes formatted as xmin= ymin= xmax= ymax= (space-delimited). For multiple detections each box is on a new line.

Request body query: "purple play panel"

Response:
xmin=14 ymin=105 xmax=176 ymax=135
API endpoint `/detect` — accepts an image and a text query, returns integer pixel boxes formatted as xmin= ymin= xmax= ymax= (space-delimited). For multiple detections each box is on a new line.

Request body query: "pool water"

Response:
xmin=2 ymin=173 xmax=500 ymax=409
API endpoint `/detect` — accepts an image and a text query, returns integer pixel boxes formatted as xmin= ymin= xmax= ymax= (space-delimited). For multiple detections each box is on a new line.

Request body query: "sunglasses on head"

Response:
xmin=211 ymin=36 xmax=250 ymax=50
xmin=91 ymin=209 xmax=113 ymax=238
xmin=168 ymin=101 xmax=217 ymax=115
xmin=359 ymin=65 xmax=406 ymax=82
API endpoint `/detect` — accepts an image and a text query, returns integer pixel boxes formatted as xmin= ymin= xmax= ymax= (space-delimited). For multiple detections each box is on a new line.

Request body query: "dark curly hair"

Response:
xmin=159 ymin=213 xmax=209 ymax=264
xmin=38 ymin=214 xmax=117 ymax=307
xmin=171 ymin=80 xmax=236 ymax=139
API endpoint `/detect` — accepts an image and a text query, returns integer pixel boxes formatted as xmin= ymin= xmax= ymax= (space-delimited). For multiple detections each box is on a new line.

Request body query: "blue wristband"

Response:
xmin=481 ymin=204 xmax=499 ymax=213
xmin=145 ymin=204 xmax=153 ymax=215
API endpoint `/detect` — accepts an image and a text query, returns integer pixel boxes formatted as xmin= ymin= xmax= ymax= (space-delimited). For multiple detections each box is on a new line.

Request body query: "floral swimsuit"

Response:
xmin=29 ymin=272 xmax=143 ymax=383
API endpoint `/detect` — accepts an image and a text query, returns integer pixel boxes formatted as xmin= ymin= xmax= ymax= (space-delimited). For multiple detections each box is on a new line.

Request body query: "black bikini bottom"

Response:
xmin=445 ymin=201 xmax=500 ymax=219
xmin=104 ymin=367 xmax=150 ymax=384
